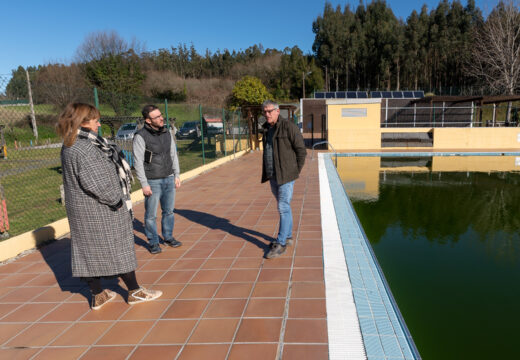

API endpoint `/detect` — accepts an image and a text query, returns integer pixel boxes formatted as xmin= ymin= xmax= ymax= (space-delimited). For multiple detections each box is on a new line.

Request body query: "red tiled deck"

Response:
xmin=0 ymin=151 xmax=329 ymax=359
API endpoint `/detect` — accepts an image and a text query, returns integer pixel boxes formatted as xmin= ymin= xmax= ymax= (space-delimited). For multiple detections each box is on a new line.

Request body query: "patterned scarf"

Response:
xmin=77 ymin=128 xmax=134 ymax=218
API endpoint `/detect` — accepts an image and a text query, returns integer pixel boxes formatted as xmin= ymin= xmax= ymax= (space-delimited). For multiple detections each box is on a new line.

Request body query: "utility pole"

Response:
xmin=25 ymin=69 xmax=38 ymax=139
xmin=302 ymin=71 xmax=312 ymax=99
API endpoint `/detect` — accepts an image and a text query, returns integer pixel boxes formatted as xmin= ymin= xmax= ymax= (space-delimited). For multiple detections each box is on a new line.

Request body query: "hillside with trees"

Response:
xmin=3 ymin=0 xmax=519 ymax=113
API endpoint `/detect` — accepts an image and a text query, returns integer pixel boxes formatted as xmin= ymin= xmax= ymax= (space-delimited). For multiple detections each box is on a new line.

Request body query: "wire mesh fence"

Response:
xmin=0 ymin=75 xmax=250 ymax=239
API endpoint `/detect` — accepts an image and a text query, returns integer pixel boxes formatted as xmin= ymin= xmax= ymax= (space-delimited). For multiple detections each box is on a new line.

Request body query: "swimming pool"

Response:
xmin=329 ymin=153 xmax=520 ymax=359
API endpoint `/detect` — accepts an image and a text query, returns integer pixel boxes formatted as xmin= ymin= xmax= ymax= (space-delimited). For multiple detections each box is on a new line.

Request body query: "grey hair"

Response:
xmin=262 ymin=100 xmax=279 ymax=110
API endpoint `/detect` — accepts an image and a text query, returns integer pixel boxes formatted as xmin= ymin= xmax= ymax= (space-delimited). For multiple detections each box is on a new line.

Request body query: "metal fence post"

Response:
xmin=222 ymin=108 xmax=227 ymax=157
xmin=93 ymin=87 xmax=102 ymax=137
xmin=164 ymin=99 xmax=169 ymax=129
xmin=199 ymin=104 xmax=205 ymax=165
xmin=237 ymin=111 xmax=242 ymax=151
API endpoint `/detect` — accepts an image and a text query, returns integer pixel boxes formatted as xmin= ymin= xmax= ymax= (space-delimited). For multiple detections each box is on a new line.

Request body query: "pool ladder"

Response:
xmin=311 ymin=141 xmax=338 ymax=167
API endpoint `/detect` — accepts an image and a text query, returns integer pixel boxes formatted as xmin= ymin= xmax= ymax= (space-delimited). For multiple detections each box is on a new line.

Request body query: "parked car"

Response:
xmin=115 ymin=122 xmax=138 ymax=140
xmin=176 ymin=121 xmax=201 ymax=139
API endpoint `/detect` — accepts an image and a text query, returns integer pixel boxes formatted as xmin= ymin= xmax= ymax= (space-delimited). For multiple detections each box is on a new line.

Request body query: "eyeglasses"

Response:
xmin=263 ymin=108 xmax=278 ymax=115
xmin=149 ymin=114 xmax=163 ymax=121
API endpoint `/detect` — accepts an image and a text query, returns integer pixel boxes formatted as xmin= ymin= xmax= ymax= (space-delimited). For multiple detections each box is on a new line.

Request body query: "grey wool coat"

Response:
xmin=61 ymin=135 xmax=137 ymax=277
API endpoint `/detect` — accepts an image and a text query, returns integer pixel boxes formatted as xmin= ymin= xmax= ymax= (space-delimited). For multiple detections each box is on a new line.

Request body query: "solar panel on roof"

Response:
xmin=392 ymin=91 xmax=403 ymax=98
xmin=382 ymin=91 xmax=392 ymax=98
xmin=403 ymin=91 xmax=414 ymax=98
xmin=346 ymin=91 xmax=357 ymax=98
xmin=371 ymin=91 xmax=382 ymax=98
xmin=325 ymin=92 xmax=335 ymax=98
xmin=357 ymin=92 xmax=368 ymax=98
xmin=336 ymin=91 xmax=347 ymax=98
xmin=314 ymin=92 xmax=325 ymax=99
xmin=413 ymin=91 xmax=425 ymax=98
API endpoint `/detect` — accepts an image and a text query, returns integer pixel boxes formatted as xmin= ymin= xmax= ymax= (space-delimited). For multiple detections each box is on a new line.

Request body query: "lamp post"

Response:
xmin=302 ymin=71 xmax=312 ymax=98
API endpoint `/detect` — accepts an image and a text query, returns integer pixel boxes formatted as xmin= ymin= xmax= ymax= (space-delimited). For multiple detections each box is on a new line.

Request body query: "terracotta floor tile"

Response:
xmin=291 ymin=268 xmax=324 ymax=282
xmin=40 ymin=302 xmax=90 ymax=322
xmin=0 ymin=262 xmax=31 ymax=274
xmin=139 ymin=259 xmax=176 ymax=271
xmin=96 ymin=320 xmax=154 ymax=345
xmin=284 ymin=319 xmax=328 ymax=343
xmin=178 ymin=283 xmax=218 ymax=299
xmin=282 ymin=344 xmax=329 ymax=360
xmin=6 ymin=322 xmax=70 ymax=347
xmin=177 ymin=344 xmax=230 ymax=360
xmin=238 ymin=247 xmax=265 ymax=257
xmin=0 ymin=303 xmax=21 ymax=320
xmin=120 ymin=300 xmax=171 ymax=320
xmin=0 ymin=273 xmax=38 ymax=287
xmin=262 ymin=257 xmax=293 ymax=269
xmin=251 ymin=282 xmax=289 ymax=298
xmin=214 ymin=283 xmax=253 ymax=298
xmin=228 ymin=343 xmax=278 ymax=360
xmin=0 ymin=323 xmax=29 ymax=345
xmin=298 ymin=231 xmax=322 ymax=240
xmin=2 ymin=303 xmax=58 ymax=322
xmin=0 ymin=348 xmax=39 ymax=360
xmin=24 ymin=273 xmax=58 ymax=287
xmin=171 ymin=258 xmax=205 ymax=270
xmin=141 ymin=319 xmax=197 ymax=344
xmin=129 ymin=345 xmax=182 ymax=359
xmin=136 ymin=271 xmax=164 ymax=285
xmin=31 ymin=286 xmax=73 ymax=302
xmin=32 ymin=347 xmax=88 ymax=360
xmin=190 ymin=269 xmax=228 ymax=283
xmin=79 ymin=300 xmax=129 ymax=321
xmin=293 ymin=256 xmax=323 ymax=268
xmin=203 ymin=298 xmax=246 ymax=318
xmin=150 ymin=284 xmax=184 ymax=299
xmin=295 ymin=245 xmax=323 ymax=257
xmin=189 ymin=318 xmax=239 ymax=343
xmin=288 ymin=299 xmax=327 ymax=318
xmin=257 ymin=268 xmax=291 ymax=282
xmin=231 ymin=258 xmax=263 ymax=269
xmin=201 ymin=258 xmax=234 ymax=269
xmin=223 ymin=269 xmax=258 ymax=282
xmin=161 ymin=299 xmax=209 ymax=319
xmin=0 ymin=286 xmax=44 ymax=302
xmin=157 ymin=270 xmax=195 ymax=284
xmin=244 ymin=298 xmax=286 ymax=317
xmin=234 ymin=318 xmax=282 ymax=342
xmin=210 ymin=247 xmax=242 ymax=258
xmin=79 ymin=346 xmax=134 ymax=360
xmin=290 ymin=282 xmax=325 ymax=298
xmin=182 ymin=249 xmax=213 ymax=258
xmin=51 ymin=321 xmax=112 ymax=346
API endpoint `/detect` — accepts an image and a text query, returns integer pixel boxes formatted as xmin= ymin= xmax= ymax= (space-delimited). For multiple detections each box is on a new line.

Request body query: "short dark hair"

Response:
xmin=142 ymin=104 xmax=159 ymax=120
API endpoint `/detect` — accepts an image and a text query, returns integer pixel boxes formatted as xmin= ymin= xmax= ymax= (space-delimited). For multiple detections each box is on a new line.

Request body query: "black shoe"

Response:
xmin=266 ymin=243 xmax=286 ymax=259
xmin=164 ymin=238 xmax=182 ymax=248
xmin=149 ymin=243 xmax=162 ymax=254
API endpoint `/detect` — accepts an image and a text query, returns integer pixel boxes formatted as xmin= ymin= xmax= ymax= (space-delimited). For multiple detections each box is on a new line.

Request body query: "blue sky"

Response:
xmin=1 ymin=0 xmax=497 ymax=77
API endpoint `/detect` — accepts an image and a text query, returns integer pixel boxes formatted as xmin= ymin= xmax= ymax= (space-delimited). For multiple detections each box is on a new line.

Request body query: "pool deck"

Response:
xmin=0 ymin=151 xmax=331 ymax=360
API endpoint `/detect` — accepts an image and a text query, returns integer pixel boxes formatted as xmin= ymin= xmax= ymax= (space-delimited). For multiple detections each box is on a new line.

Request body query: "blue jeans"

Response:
xmin=144 ymin=177 xmax=176 ymax=245
xmin=269 ymin=178 xmax=294 ymax=246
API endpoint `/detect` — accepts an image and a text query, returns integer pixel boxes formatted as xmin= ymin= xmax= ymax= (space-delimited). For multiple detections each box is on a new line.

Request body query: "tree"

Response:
xmin=33 ymin=63 xmax=87 ymax=109
xmin=5 ymin=66 xmax=35 ymax=99
xmin=76 ymin=31 xmax=146 ymax=115
xmin=468 ymin=0 xmax=520 ymax=95
xmin=228 ymin=76 xmax=271 ymax=110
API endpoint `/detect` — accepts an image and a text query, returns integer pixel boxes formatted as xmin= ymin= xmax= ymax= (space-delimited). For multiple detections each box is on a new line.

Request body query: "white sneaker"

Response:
xmin=128 ymin=287 xmax=163 ymax=305
xmin=91 ymin=289 xmax=117 ymax=310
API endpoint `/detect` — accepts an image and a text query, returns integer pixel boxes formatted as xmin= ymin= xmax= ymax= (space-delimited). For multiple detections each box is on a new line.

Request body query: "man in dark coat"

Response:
xmin=261 ymin=100 xmax=307 ymax=259
xmin=133 ymin=105 xmax=182 ymax=254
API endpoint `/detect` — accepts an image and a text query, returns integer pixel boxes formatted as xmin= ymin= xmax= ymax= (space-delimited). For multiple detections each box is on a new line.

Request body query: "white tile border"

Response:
xmin=319 ymin=153 xmax=366 ymax=360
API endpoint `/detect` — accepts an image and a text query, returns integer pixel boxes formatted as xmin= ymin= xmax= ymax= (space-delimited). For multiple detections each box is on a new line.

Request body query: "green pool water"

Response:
xmin=340 ymin=157 xmax=520 ymax=360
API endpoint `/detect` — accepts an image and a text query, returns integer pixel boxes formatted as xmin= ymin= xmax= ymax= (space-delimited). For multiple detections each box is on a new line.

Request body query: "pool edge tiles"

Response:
xmin=319 ymin=154 xmax=366 ymax=360
xmin=319 ymin=153 xmax=420 ymax=360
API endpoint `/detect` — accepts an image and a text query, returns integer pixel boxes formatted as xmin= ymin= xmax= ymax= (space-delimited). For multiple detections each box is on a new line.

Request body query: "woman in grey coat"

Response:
xmin=57 ymin=103 xmax=162 ymax=310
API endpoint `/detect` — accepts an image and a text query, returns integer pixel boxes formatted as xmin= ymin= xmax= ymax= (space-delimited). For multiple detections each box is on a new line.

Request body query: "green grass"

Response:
xmin=0 ymin=138 xmax=228 ymax=239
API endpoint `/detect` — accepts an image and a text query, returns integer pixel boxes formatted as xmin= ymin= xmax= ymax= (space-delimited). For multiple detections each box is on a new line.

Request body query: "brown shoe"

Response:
xmin=91 ymin=289 xmax=117 ymax=310
xmin=266 ymin=243 xmax=287 ymax=259
xmin=128 ymin=287 xmax=163 ymax=305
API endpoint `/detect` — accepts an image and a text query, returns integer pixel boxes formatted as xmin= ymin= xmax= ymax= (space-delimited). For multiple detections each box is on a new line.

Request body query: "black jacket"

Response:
xmin=261 ymin=117 xmax=307 ymax=184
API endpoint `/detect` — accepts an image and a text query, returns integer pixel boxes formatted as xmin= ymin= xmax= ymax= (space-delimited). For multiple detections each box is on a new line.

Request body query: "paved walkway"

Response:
xmin=0 ymin=151 xmax=328 ymax=360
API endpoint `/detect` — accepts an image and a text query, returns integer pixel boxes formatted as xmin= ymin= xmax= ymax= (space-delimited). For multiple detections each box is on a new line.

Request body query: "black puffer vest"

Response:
xmin=136 ymin=123 xmax=173 ymax=179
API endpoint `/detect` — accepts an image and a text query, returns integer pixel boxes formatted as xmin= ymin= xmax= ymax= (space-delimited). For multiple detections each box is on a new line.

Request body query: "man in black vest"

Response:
xmin=133 ymin=105 xmax=182 ymax=254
